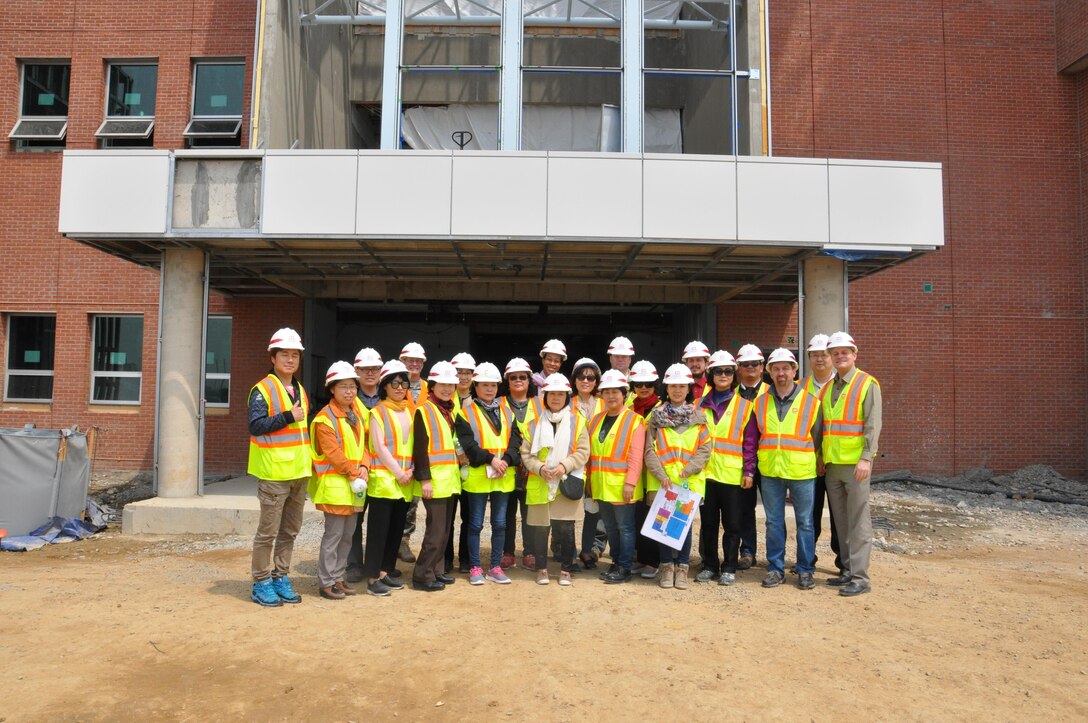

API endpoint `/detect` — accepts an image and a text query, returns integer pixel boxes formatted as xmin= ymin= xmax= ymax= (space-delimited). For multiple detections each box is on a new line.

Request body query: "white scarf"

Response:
xmin=530 ymin=407 xmax=577 ymax=499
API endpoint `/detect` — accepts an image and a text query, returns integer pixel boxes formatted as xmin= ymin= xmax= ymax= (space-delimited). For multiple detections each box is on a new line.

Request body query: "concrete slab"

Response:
xmin=122 ymin=475 xmax=322 ymax=535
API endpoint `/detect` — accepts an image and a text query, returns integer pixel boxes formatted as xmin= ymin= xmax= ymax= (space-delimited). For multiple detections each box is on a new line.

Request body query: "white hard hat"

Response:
xmin=735 ymin=344 xmax=765 ymax=363
xmin=324 ymin=360 xmax=359 ymax=386
xmin=628 ymin=360 xmax=659 ymax=383
xmin=681 ymin=341 xmax=711 ymax=360
xmin=607 ymin=336 xmax=635 ymax=356
xmin=450 ymin=352 xmax=477 ymax=370
xmin=598 ymin=369 xmax=629 ymax=390
xmin=766 ymin=348 xmax=798 ymax=368
xmin=708 ymin=350 xmax=737 ymax=369
xmin=663 ymin=363 xmax=695 ymax=385
xmin=504 ymin=357 xmax=533 ymax=376
xmin=379 ymin=359 xmax=409 ymax=384
xmin=399 ymin=342 xmax=427 ymax=361
xmin=353 ymin=347 xmax=383 ymax=368
xmin=826 ymin=331 xmax=858 ymax=352
xmin=427 ymin=361 xmax=459 ymax=385
xmin=541 ymin=373 xmax=572 ymax=393
xmin=268 ymin=327 xmax=304 ymax=352
xmin=806 ymin=334 xmax=830 ymax=352
xmin=539 ymin=339 xmax=568 ymax=360
xmin=472 ymin=362 xmax=503 ymax=384
xmin=572 ymin=357 xmax=600 ymax=374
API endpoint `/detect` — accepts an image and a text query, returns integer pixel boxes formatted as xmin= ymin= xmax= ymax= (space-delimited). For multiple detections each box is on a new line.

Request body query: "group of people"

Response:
xmin=246 ymin=327 xmax=882 ymax=605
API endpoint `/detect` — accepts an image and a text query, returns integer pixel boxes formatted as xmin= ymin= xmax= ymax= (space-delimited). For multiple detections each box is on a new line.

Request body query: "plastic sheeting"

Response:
xmin=0 ymin=506 xmax=106 ymax=552
xmin=0 ymin=425 xmax=90 ymax=537
xmin=401 ymin=103 xmax=682 ymax=152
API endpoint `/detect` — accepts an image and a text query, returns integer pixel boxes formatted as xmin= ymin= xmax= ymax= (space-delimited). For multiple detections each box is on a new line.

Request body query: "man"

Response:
xmin=450 ymin=351 xmax=477 ymax=415
xmin=445 ymin=352 xmax=476 ymax=572
xmin=247 ymin=327 xmax=311 ymax=607
xmin=742 ymin=348 xmax=822 ymax=591
xmin=821 ymin=331 xmax=882 ymax=597
xmin=734 ymin=343 xmax=768 ymax=570
xmin=532 ymin=339 xmax=567 ymax=394
xmin=345 ymin=347 xmax=383 ymax=584
xmin=801 ymin=333 xmax=843 ymax=576
xmin=682 ymin=340 xmax=711 ymax=399
xmin=607 ymin=336 xmax=635 ymax=375
xmin=398 ymin=341 xmax=428 ymax=564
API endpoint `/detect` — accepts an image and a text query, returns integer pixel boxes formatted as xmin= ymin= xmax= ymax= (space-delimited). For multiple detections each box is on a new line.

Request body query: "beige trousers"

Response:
xmin=824 ymin=464 xmax=873 ymax=586
xmin=251 ymin=478 xmax=308 ymax=581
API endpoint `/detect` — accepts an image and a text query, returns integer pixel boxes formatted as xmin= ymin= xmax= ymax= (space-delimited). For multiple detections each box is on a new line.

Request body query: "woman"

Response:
xmin=411 ymin=361 xmax=462 ymax=592
xmin=587 ymin=369 xmax=646 ymax=584
xmin=520 ymin=373 xmax=590 ymax=586
xmin=572 ymin=358 xmax=606 ymax=570
xmin=628 ymin=360 xmax=662 ymax=579
xmin=644 ymin=364 xmax=711 ymax=590
xmin=456 ymin=362 xmax=522 ymax=585
xmin=500 ymin=357 xmax=542 ymax=570
xmin=363 ymin=359 xmax=416 ymax=597
xmin=696 ymin=350 xmax=752 ymax=586
xmin=309 ymin=361 xmax=370 ymax=600
xmin=532 ymin=339 xmax=568 ymax=392
xmin=445 ymin=352 xmax=477 ymax=574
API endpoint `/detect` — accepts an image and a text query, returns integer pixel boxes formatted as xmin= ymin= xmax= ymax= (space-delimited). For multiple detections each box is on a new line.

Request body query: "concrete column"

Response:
xmin=802 ymin=255 xmax=847 ymax=340
xmin=157 ymin=249 xmax=207 ymax=498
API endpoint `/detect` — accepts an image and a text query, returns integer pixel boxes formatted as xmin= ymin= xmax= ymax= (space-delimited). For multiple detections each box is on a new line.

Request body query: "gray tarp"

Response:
xmin=0 ymin=425 xmax=90 ymax=537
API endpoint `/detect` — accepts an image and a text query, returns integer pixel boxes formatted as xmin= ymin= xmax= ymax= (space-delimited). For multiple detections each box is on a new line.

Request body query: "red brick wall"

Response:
xmin=717 ymin=303 xmax=799 ymax=354
xmin=1056 ymin=0 xmax=1088 ymax=72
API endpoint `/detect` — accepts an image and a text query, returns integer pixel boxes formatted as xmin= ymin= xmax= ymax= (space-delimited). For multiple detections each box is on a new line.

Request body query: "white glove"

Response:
xmin=350 ymin=478 xmax=368 ymax=495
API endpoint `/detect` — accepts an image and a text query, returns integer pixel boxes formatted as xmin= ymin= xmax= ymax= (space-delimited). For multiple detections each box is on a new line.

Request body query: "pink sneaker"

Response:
xmin=485 ymin=566 xmax=511 ymax=584
xmin=469 ymin=566 xmax=485 ymax=585
xmin=500 ymin=552 xmax=515 ymax=569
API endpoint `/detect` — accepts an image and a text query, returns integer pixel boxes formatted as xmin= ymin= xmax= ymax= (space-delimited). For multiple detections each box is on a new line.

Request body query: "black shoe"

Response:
xmin=826 ymin=573 xmax=851 ymax=586
xmin=459 ymin=562 xmax=470 ymax=573
xmin=599 ymin=563 xmax=619 ymax=580
xmin=737 ymin=555 xmax=754 ymax=570
xmin=602 ymin=568 xmax=632 ymax=584
xmin=381 ymin=575 xmax=405 ymax=590
xmin=387 ymin=568 xmax=403 ymax=579
xmin=839 ymin=581 xmax=871 ymax=597
xmin=761 ymin=571 xmax=784 ymax=588
xmin=435 ymin=573 xmax=456 ymax=585
xmin=561 ymin=563 xmax=581 ymax=574
xmin=412 ymin=579 xmax=446 ymax=592
xmin=345 ymin=565 xmax=365 ymax=583
xmin=366 ymin=580 xmax=392 ymax=597
xmin=798 ymin=572 xmax=815 ymax=590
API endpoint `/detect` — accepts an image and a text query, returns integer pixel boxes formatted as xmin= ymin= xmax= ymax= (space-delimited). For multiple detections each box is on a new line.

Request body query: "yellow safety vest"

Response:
xmin=703 ymin=394 xmax=753 ymax=486
xmin=821 ymin=370 xmax=878 ymax=465
xmin=652 ymin=423 xmax=711 ymax=497
xmin=352 ymin=396 xmax=374 ymax=434
xmin=307 ymin=405 xmax=366 ymax=508
xmin=523 ymin=411 xmax=587 ymax=506
xmin=575 ymin=395 xmax=603 ymax=421
xmin=367 ymin=404 xmax=414 ymax=501
xmin=411 ymin=401 xmax=461 ymax=499
xmin=247 ymin=375 xmax=312 ymax=481
xmin=460 ymin=400 xmax=517 ymax=494
xmin=755 ymin=389 xmax=819 ymax=480
xmin=588 ymin=408 xmax=645 ymax=503
xmin=633 ymin=400 xmax=662 ymax=493
xmin=800 ymin=374 xmax=832 ymax=397
xmin=502 ymin=396 xmax=544 ymax=427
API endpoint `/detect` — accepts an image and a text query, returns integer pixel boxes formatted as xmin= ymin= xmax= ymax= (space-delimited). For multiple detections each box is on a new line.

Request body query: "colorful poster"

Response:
xmin=640 ymin=485 xmax=701 ymax=550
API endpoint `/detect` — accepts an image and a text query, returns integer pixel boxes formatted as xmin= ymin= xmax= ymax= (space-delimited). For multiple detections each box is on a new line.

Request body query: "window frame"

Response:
xmin=204 ymin=315 xmax=232 ymax=408
xmin=4 ymin=313 xmax=57 ymax=403
xmin=90 ymin=314 xmax=144 ymax=405
xmin=9 ymin=60 xmax=71 ymax=145
xmin=95 ymin=61 xmax=158 ymax=143
xmin=184 ymin=60 xmax=245 ymax=146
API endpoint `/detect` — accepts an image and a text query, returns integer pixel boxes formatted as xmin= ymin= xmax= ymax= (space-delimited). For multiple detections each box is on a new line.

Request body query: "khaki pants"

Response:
xmin=251 ymin=478 xmax=308 ymax=581
xmin=824 ymin=464 xmax=873 ymax=586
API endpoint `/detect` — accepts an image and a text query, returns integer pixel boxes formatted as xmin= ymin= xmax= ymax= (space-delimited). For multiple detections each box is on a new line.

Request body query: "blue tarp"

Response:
xmin=1 ymin=499 xmax=110 ymax=551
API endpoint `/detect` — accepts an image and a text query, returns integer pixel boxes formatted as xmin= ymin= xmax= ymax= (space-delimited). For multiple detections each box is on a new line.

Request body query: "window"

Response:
xmin=5 ymin=315 xmax=56 ymax=402
xmin=96 ymin=63 xmax=157 ymax=146
xmin=91 ymin=316 xmax=143 ymax=404
xmin=185 ymin=62 xmax=245 ymax=147
xmin=9 ymin=62 xmax=70 ymax=149
xmin=205 ymin=316 xmax=232 ymax=406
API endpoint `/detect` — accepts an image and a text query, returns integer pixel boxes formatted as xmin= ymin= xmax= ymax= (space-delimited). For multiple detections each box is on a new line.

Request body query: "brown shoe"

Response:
xmin=320 ymin=585 xmax=345 ymax=600
xmin=335 ymin=580 xmax=358 ymax=596
xmin=659 ymin=563 xmax=675 ymax=589
xmin=674 ymin=564 xmax=690 ymax=590
xmin=398 ymin=540 xmax=416 ymax=563
xmin=737 ymin=555 xmax=754 ymax=570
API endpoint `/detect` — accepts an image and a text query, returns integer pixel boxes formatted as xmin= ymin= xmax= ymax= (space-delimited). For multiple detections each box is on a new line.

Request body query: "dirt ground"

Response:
xmin=2 ymin=487 xmax=1087 ymax=722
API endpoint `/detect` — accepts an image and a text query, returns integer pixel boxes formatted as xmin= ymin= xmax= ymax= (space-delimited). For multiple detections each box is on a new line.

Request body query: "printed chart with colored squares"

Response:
xmin=641 ymin=487 xmax=701 ymax=550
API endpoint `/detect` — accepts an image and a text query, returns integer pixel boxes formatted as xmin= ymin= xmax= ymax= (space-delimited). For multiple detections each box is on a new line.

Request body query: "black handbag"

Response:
xmin=559 ymin=473 xmax=585 ymax=501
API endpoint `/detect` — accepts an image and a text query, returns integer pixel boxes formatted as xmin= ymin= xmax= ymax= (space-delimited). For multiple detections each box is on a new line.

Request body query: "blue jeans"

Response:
xmin=598 ymin=502 xmax=636 ymax=571
xmin=658 ymin=528 xmax=693 ymax=566
xmin=761 ymin=476 xmax=816 ymax=575
xmin=465 ymin=490 xmax=509 ymax=570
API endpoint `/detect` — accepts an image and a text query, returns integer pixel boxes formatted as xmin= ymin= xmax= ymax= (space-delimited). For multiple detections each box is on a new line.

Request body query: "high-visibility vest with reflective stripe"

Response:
xmin=821 ymin=370 xmax=878 ymax=465
xmin=247 ymin=375 xmax=312 ymax=481
xmin=633 ymin=400 xmax=663 ymax=493
xmin=801 ymin=374 xmax=833 ymax=398
xmin=575 ymin=395 xmax=603 ymax=422
xmin=588 ymin=408 xmax=645 ymax=503
xmin=523 ymin=411 xmax=587 ymax=506
xmin=411 ymin=400 xmax=460 ymax=499
xmin=352 ymin=397 xmax=373 ymax=434
xmin=502 ymin=396 xmax=544 ymax=427
xmin=755 ymin=389 xmax=819 ymax=480
xmin=367 ymin=404 xmax=414 ymax=501
xmin=461 ymin=400 xmax=517 ymax=494
xmin=703 ymin=394 xmax=753 ymax=486
xmin=307 ymin=406 xmax=366 ymax=508
xmin=653 ymin=423 xmax=711 ymax=497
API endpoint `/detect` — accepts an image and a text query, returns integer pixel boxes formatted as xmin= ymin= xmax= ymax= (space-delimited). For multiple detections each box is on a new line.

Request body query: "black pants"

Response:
xmin=633 ymin=497 xmax=660 ymax=568
xmin=444 ymin=494 xmax=470 ymax=570
xmin=739 ymin=470 xmax=762 ymax=558
xmin=504 ymin=488 xmax=527 ymax=556
xmin=812 ymin=474 xmax=844 ymax=572
xmin=701 ymin=479 xmax=744 ymax=575
xmin=362 ymin=496 xmax=409 ymax=580
xmin=527 ymin=520 xmax=576 ymax=570
xmin=580 ymin=509 xmax=608 ymax=558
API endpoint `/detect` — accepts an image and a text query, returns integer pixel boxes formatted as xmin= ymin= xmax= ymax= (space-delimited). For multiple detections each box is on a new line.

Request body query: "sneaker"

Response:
xmin=659 ymin=563 xmax=675 ymax=589
xmin=271 ymin=575 xmax=302 ymax=603
xmin=737 ymin=555 xmax=754 ymax=570
xmin=380 ymin=575 xmax=405 ymax=590
xmin=798 ymin=572 xmax=815 ymax=590
xmin=251 ymin=579 xmax=283 ymax=607
xmin=602 ymin=567 xmax=632 ymax=584
xmin=469 ymin=566 xmax=486 ymax=585
xmin=761 ymin=571 xmax=785 ymax=588
xmin=500 ymin=552 xmax=516 ymax=569
xmin=536 ymin=569 xmax=550 ymax=585
xmin=639 ymin=566 xmax=659 ymax=580
xmin=486 ymin=566 xmax=512 ymax=584
xmin=558 ymin=571 xmax=572 ymax=586
xmin=630 ymin=563 xmax=647 ymax=574
xmin=695 ymin=569 xmax=717 ymax=583
xmin=521 ymin=554 xmax=537 ymax=571
xmin=674 ymin=564 xmax=690 ymax=590
xmin=366 ymin=580 xmax=392 ymax=597
xmin=719 ymin=572 xmax=736 ymax=586
xmin=598 ymin=563 xmax=619 ymax=581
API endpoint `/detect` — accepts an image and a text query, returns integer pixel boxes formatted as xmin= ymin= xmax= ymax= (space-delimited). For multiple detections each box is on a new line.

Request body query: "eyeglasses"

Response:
xmin=575 ymin=374 xmax=598 ymax=382
xmin=386 ymin=381 xmax=409 ymax=389
xmin=738 ymin=361 xmax=762 ymax=368
xmin=711 ymin=367 xmax=735 ymax=376
xmin=632 ymin=382 xmax=655 ymax=389
xmin=507 ymin=375 xmax=529 ymax=382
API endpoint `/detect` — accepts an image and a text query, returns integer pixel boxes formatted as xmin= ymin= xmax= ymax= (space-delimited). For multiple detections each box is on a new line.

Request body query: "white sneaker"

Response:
xmin=536 ymin=570 xmax=550 ymax=585
xmin=558 ymin=571 xmax=572 ymax=586
xmin=719 ymin=572 xmax=736 ymax=586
